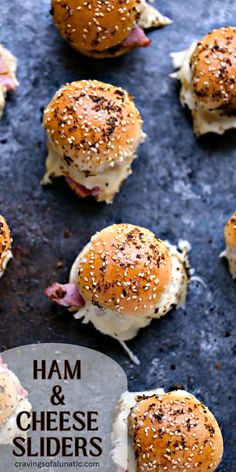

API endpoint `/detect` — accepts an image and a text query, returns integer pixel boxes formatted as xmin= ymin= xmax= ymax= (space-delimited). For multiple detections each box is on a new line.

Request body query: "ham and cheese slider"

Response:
xmin=0 ymin=215 xmax=12 ymax=278
xmin=112 ymin=389 xmax=224 ymax=472
xmin=0 ymin=357 xmax=32 ymax=445
xmin=45 ymin=224 xmax=190 ymax=363
xmin=42 ymin=80 xmax=145 ymax=204
xmin=51 ymin=0 xmax=171 ymax=58
xmin=171 ymin=27 xmax=236 ymax=136
xmin=221 ymin=211 xmax=236 ymax=278
xmin=0 ymin=44 xmax=18 ymax=118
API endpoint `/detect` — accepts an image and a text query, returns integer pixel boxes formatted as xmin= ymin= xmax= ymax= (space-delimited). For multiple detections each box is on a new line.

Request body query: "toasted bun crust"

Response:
xmin=129 ymin=390 xmax=224 ymax=472
xmin=43 ymin=80 xmax=143 ymax=175
xmin=225 ymin=211 xmax=236 ymax=248
xmin=190 ymin=27 xmax=236 ymax=111
xmin=51 ymin=0 xmax=141 ymax=54
xmin=76 ymin=224 xmax=172 ymax=317
xmin=74 ymin=45 xmax=133 ymax=59
xmin=0 ymin=215 xmax=11 ymax=272
xmin=0 ymin=370 xmax=19 ymax=425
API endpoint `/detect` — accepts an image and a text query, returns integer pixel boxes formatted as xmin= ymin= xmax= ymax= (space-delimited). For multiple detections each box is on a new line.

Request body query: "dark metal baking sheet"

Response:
xmin=0 ymin=1 xmax=235 ymax=469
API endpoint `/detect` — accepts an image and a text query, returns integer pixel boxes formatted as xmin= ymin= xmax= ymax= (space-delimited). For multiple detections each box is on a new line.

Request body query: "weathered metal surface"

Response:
xmin=0 ymin=1 xmax=235 ymax=469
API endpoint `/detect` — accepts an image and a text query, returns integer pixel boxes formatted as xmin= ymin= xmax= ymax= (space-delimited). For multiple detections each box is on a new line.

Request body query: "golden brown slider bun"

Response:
xmin=69 ymin=44 xmax=135 ymax=60
xmin=190 ymin=27 xmax=236 ymax=111
xmin=0 ymin=359 xmax=32 ymax=445
xmin=224 ymin=211 xmax=236 ymax=248
xmin=43 ymin=80 xmax=143 ymax=175
xmin=51 ymin=0 xmax=141 ymax=57
xmin=43 ymin=80 xmax=144 ymax=203
xmin=129 ymin=390 xmax=224 ymax=472
xmin=0 ymin=372 xmax=18 ymax=425
xmin=77 ymin=224 xmax=172 ymax=317
xmin=0 ymin=215 xmax=11 ymax=275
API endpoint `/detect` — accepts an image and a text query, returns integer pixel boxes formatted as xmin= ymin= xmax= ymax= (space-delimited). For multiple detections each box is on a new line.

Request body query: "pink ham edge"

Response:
xmin=45 ymin=283 xmax=85 ymax=309
xmin=121 ymin=25 xmax=151 ymax=49
xmin=16 ymin=386 xmax=28 ymax=398
xmin=0 ymin=356 xmax=8 ymax=370
xmin=66 ymin=177 xmax=100 ymax=198
xmin=0 ymin=58 xmax=16 ymax=91
xmin=0 ymin=73 xmax=16 ymax=91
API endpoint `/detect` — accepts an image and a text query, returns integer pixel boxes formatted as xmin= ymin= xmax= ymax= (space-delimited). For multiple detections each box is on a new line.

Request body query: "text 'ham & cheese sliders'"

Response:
xmin=0 ymin=44 xmax=18 ymax=118
xmin=171 ymin=27 xmax=236 ymax=136
xmin=42 ymin=80 xmax=145 ymax=204
xmin=0 ymin=357 xmax=32 ymax=445
xmin=0 ymin=215 xmax=12 ymax=278
xmin=51 ymin=0 xmax=171 ymax=58
xmin=45 ymin=224 xmax=191 ymax=363
xmin=221 ymin=211 xmax=236 ymax=278
xmin=111 ymin=388 xmax=224 ymax=471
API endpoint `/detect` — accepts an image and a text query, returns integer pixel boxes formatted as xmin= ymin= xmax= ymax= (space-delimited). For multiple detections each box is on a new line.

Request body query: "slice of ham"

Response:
xmin=0 ymin=58 xmax=16 ymax=91
xmin=45 ymin=283 xmax=85 ymax=308
xmin=121 ymin=25 xmax=151 ymax=49
xmin=66 ymin=177 xmax=100 ymax=198
xmin=16 ymin=386 xmax=28 ymax=399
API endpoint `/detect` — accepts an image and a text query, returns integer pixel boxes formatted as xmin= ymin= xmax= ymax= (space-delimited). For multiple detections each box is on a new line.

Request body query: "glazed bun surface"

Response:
xmin=0 ymin=215 xmax=11 ymax=271
xmin=76 ymin=224 xmax=172 ymax=317
xmin=225 ymin=211 xmax=236 ymax=248
xmin=190 ymin=27 xmax=236 ymax=111
xmin=129 ymin=390 xmax=224 ymax=472
xmin=43 ymin=80 xmax=143 ymax=175
xmin=51 ymin=0 xmax=141 ymax=53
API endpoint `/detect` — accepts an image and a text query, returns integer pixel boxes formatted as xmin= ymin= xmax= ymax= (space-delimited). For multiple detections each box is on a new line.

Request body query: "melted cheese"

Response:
xmin=42 ymin=132 xmax=146 ymax=204
xmin=69 ymin=241 xmax=190 ymax=346
xmin=171 ymin=43 xmax=236 ymax=136
xmin=221 ymin=245 xmax=236 ymax=279
xmin=0 ymin=249 xmax=12 ymax=278
xmin=139 ymin=0 xmax=171 ymax=29
xmin=0 ymin=366 xmax=32 ymax=445
xmin=111 ymin=388 xmax=165 ymax=471
xmin=0 ymin=44 xmax=18 ymax=119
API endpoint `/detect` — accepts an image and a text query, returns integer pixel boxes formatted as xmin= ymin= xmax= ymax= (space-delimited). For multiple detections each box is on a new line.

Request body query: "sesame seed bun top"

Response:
xmin=0 ymin=362 xmax=26 ymax=425
xmin=0 ymin=215 xmax=11 ymax=272
xmin=0 ymin=374 xmax=17 ymax=425
xmin=224 ymin=211 xmax=236 ymax=248
xmin=76 ymin=224 xmax=172 ymax=317
xmin=129 ymin=390 xmax=224 ymax=472
xmin=51 ymin=0 xmax=141 ymax=53
xmin=190 ymin=27 xmax=236 ymax=111
xmin=43 ymin=80 xmax=143 ymax=175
